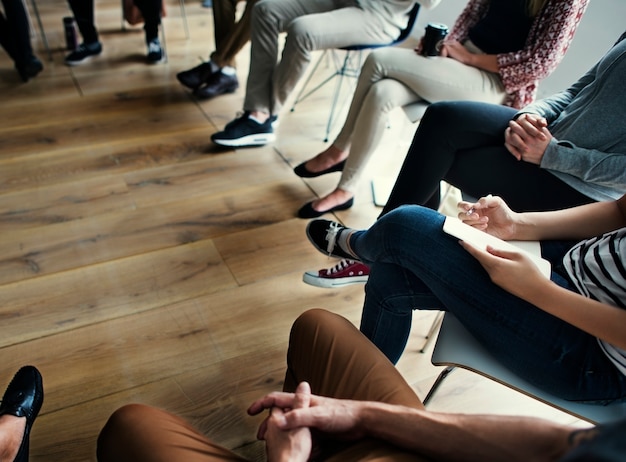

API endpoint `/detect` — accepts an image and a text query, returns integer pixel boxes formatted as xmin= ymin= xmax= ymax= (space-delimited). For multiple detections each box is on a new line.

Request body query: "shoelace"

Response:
xmin=326 ymin=259 xmax=358 ymax=274
xmin=325 ymin=222 xmax=342 ymax=256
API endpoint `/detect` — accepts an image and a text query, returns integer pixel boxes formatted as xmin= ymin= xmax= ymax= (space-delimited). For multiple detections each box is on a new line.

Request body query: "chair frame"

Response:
xmin=423 ymin=313 xmax=626 ymax=424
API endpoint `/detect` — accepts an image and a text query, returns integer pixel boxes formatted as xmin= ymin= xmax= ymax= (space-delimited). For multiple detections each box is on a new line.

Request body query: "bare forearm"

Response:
xmin=360 ymin=403 xmax=573 ymax=462
xmin=512 ymin=198 xmax=626 ymax=241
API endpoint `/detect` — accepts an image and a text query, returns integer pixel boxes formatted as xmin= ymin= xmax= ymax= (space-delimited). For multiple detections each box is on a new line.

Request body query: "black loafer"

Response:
xmin=193 ymin=71 xmax=239 ymax=99
xmin=294 ymin=160 xmax=346 ymax=178
xmin=297 ymin=197 xmax=354 ymax=219
xmin=0 ymin=366 xmax=44 ymax=462
xmin=176 ymin=61 xmax=217 ymax=90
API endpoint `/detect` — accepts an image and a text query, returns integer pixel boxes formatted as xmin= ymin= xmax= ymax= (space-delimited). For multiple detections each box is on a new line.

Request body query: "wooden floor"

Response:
xmin=1 ymin=1 xmax=586 ymax=460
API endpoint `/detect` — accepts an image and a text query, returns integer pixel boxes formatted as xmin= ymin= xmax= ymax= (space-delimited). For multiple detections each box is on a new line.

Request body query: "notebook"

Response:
xmin=443 ymin=216 xmax=551 ymax=278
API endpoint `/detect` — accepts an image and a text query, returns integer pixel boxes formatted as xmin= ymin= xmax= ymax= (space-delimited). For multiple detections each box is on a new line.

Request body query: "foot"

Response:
xmin=305 ymin=219 xmax=358 ymax=260
xmin=15 ymin=56 xmax=43 ymax=82
xmin=0 ymin=366 xmax=44 ymax=462
xmin=0 ymin=415 xmax=26 ymax=462
xmin=146 ymin=38 xmax=163 ymax=63
xmin=176 ymin=61 xmax=217 ymax=89
xmin=310 ymin=189 xmax=354 ymax=214
xmin=303 ymin=259 xmax=369 ymax=288
xmin=297 ymin=196 xmax=354 ymax=219
xmin=193 ymin=71 xmax=239 ymax=99
xmin=65 ymin=41 xmax=102 ymax=66
xmin=298 ymin=145 xmax=348 ymax=177
xmin=211 ymin=112 xmax=275 ymax=147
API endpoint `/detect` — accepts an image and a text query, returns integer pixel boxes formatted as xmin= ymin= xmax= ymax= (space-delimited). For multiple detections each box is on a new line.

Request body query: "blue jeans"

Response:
xmin=352 ymin=206 xmax=626 ymax=402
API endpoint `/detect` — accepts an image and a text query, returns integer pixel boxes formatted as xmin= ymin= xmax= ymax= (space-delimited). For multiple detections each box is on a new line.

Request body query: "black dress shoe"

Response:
xmin=176 ymin=61 xmax=217 ymax=90
xmin=294 ymin=160 xmax=346 ymax=178
xmin=16 ymin=56 xmax=43 ymax=83
xmin=297 ymin=197 xmax=354 ymax=219
xmin=0 ymin=366 xmax=44 ymax=462
xmin=193 ymin=71 xmax=239 ymax=99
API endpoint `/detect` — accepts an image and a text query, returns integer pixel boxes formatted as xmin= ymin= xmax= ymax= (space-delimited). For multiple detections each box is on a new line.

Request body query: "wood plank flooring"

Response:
xmin=1 ymin=1 xmax=585 ymax=461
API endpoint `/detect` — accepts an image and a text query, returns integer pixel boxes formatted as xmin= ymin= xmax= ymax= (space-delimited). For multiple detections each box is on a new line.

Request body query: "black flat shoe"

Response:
xmin=0 ymin=366 xmax=44 ymax=462
xmin=294 ymin=160 xmax=346 ymax=178
xmin=297 ymin=198 xmax=354 ymax=219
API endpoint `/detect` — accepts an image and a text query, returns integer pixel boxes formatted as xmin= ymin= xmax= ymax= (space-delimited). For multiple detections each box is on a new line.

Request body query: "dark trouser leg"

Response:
xmin=67 ymin=0 xmax=99 ymax=43
xmin=133 ymin=0 xmax=161 ymax=41
xmin=0 ymin=0 xmax=34 ymax=65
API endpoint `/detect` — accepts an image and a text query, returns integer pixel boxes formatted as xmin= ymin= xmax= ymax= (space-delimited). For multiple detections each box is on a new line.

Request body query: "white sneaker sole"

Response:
xmin=212 ymin=132 xmax=275 ymax=147
xmin=302 ymin=271 xmax=369 ymax=288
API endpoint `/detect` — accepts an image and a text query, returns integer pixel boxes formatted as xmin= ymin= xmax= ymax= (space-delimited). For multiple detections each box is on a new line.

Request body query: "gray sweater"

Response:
xmin=519 ymin=32 xmax=626 ymax=201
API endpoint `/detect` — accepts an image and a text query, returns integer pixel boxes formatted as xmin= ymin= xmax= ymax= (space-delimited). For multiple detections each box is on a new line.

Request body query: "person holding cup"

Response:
xmin=294 ymin=0 xmax=589 ymax=219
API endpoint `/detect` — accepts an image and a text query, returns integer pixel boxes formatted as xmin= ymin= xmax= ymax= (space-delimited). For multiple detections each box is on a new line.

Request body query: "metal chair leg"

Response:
xmin=28 ymin=0 xmax=53 ymax=61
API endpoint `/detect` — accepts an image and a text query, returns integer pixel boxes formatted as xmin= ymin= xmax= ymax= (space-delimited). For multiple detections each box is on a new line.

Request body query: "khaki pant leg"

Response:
xmin=97 ymin=404 xmax=248 ymax=462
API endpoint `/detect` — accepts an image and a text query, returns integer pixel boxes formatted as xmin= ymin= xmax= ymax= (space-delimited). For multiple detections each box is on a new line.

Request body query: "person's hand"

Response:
xmin=440 ymin=39 xmax=472 ymax=63
xmin=458 ymin=195 xmax=518 ymax=239
xmin=413 ymin=36 xmax=425 ymax=55
xmin=258 ymin=382 xmax=312 ymax=462
xmin=460 ymin=241 xmax=549 ymax=299
xmin=249 ymin=387 xmax=366 ymax=440
xmin=504 ymin=113 xmax=552 ymax=164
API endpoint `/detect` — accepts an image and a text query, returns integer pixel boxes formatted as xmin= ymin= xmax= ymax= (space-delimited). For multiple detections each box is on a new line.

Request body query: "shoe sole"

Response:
xmin=65 ymin=54 xmax=100 ymax=66
xmin=212 ymin=132 xmax=276 ymax=147
xmin=194 ymin=84 xmax=239 ymax=99
xmin=302 ymin=271 xmax=368 ymax=288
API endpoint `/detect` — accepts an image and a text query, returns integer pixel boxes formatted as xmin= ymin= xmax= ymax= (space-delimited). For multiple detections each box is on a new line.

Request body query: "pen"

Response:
xmin=466 ymin=207 xmax=476 ymax=216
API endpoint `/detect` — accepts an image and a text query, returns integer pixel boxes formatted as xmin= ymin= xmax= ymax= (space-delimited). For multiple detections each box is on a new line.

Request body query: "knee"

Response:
xmin=367 ymin=79 xmax=405 ymax=114
xmin=291 ymin=308 xmax=335 ymax=339
xmin=285 ymin=17 xmax=314 ymax=52
xmin=97 ymin=404 xmax=149 ymax=459
xmin=422 ymin=101 xmax=475 ymax=128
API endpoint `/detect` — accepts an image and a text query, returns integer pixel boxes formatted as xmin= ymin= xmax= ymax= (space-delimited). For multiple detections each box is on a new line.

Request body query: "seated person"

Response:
xmin=177 ymin=0 xmax=259 ymax=99
xmin=0 ymin=0 xmax=43 ymax=82
xmin=293 ymin=0 xmax=589 ymax=218
xmin=65 ymin=0 xmax=164 ymax=65
xmin=304 ymin=192 xmax=626 ymax=408
xmin=210 ymin=0 xmax=441 ymax=148
xmin=0 ymin=365 xmax=44 ymax=462
xmin=98 ymin=309 xmax=625 ymax=461
xmin=303 ymin=29 xmax=626 ymax=289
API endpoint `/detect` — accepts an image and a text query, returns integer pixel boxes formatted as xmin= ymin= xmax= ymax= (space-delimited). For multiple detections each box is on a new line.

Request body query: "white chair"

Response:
xmin=423 ymin=313 xmax=626 ymax=424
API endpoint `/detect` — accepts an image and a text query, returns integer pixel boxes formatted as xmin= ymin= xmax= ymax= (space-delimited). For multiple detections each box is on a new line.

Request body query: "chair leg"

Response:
xmin=423 ymin=366 xmax=456 ymax=406
xmin=28 ymin=0 xmax=52 ymax=61
xmin=418 ymin=311 xmax=444 ymax=354
xmin=178 ymin=0 xmax=189 ymax=39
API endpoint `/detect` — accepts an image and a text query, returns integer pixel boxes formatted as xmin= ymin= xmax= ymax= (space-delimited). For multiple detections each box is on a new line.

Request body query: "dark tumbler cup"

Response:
xmin=63 ymin=17 xmax=78 ymax=51
xmin=421 ymin=23 xmax=448 ymax=57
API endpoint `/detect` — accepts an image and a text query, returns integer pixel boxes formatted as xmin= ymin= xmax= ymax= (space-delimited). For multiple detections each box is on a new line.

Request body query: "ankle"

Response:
xmin=249 ymin=111 xmax=269 ymax=123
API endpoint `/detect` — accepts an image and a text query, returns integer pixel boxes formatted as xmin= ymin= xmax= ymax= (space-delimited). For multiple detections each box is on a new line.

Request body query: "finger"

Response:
xmin=248 ymin=392 xmax=296 ymax=415
xmin=257 ymin=417 xmax=269 ymax=440
xmin=293 ymin=382 xmax=311 ymax=410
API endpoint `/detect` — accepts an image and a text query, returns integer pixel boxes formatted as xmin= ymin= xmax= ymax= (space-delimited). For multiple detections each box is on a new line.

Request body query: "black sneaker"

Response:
xmin=147 ymin=39 xmax=163 ymax=63
xmin=211 ymin=112 xmax=275 ymax=147
xmin=177 ymin=61 xmax=217 ymax=89
xmin=305 ymin=219 xmax=358 ymax=260
xmin=193 ymin=71 xmax=239 ymax=99
xmin=65 ymin=42 xmax=102 ymax=66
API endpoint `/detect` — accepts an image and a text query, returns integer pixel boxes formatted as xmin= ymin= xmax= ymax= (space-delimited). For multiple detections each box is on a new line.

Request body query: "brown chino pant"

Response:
xmin=211 ymin=0 xmax=259 ymax=68
xmin=96 ymin=309 xmax=427 ymax=461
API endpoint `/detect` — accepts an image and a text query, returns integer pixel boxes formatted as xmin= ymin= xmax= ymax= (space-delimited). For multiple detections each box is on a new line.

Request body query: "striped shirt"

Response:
xmin=564 ymin=228 xmax=626 ymax=375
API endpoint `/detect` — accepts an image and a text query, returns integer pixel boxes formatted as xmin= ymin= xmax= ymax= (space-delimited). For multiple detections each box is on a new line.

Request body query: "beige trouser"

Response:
xmin=335 ymin=43 xmax=506 ymax=193
xmin=211 ymin=0 xmax=259 ymax=68
xmin=96 ymin=309 xmax=427 ymax=461
xmin=243 ymin=0 xmax=400 ymax=115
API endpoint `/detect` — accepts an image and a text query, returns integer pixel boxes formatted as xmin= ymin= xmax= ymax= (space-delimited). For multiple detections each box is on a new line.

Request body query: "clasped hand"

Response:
xmin=505 ymin=113 xmax=552 ymax=164
xmin=248 ymin=381 xmax=365 ymax=462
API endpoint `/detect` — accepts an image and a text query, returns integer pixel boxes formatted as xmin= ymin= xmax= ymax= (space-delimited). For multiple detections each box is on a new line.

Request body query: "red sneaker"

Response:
xmin=303 ymin=259 xmax=369 ymax=288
